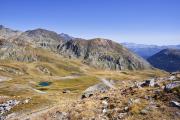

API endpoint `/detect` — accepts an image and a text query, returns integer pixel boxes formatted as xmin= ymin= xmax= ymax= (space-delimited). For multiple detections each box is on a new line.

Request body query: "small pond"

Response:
xmin=39 ymin=82 xmax=52 ymax=86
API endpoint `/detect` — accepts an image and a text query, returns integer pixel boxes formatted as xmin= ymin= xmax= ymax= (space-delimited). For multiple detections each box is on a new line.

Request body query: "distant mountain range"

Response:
xmin=147 ymin=49 xmax=180 ymax=72
xmin=122 ymin=43 xmax=180 ymax=59
xmin=0 ymin=25 xmax=152 ymax=70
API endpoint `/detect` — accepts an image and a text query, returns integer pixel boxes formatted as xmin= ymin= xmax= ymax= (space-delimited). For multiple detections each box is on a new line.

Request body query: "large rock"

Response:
xmin=170 ymin=101 xmax=180 ymax=108
xmin=81 ymin=83 xmax=110 ymax=99
xmin=0 ymin=100 xmax=20 ymax=115
xmin=134 ymin=78 xmax=156 ymax=88
xmin=164 ymin=82 xmax=180 ymax=92
xmin=55 ymin=111 xmax=69 ymax=120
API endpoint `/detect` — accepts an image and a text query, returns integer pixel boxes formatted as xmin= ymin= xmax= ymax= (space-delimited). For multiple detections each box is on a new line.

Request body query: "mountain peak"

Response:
xmin=59 ymin=33 xmax=74 ymax=41
xmin=25 ymin=28 xmax=56 ymax=34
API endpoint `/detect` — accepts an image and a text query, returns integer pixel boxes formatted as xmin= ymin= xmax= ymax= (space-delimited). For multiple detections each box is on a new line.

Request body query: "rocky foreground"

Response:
xmin=4 ymin=72 xmax=178 ymax=120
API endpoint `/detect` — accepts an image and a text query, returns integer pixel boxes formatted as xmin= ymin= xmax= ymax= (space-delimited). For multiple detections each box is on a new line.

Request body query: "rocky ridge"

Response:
xmin=0 ymin=26 xmax=152 ymax=70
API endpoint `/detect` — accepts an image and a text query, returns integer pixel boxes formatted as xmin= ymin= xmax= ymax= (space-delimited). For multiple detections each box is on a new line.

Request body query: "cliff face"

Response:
xmin=58 ymin=38 xmax=152 ymax=70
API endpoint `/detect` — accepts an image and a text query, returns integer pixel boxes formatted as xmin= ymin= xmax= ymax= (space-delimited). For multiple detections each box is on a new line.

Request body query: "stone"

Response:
xmin=128 ymin=98 xmax=140 ymax=106
xmin=100 ymin=97 xmax=109 ymax=100
xmin=81 ymin=83 xmax=110 ymax=99
xmin=118 ymin=113 xmax=127 ymax=119
xmin=169 ymin=76 xmax=176 ymax=80
xmin=102 ymin=108 xmax=107 ymax=113
xmin=62 ymin=89 xmax=71 ymax=94
xmin=169 ymin=101 xmax=180 ymax=108
xmin=23 ymin=99 xmax=30 ymax=104
xmin=134 ymin=82 xmax=142 ymax=88
xmin=134 ymin=79 xmax=156 ymax=88
xmin=142 ymin=79 xmax=155 ymax=87
xmin=148 ymin=79 xmax=155 ymax=87
xmin=164 ymin=82 xmax=180 ymax=92
xmin=102 ymin=100 xmax=108 ymax=106
xmin=55 ymin=111 xmax=69 ymax=120
xmin=140 ymin=109 xmax=148 ymax=115
xmin=124 ymin=106 xmax=129 ymax=112
xmin=0 ymin=116 xmax=5 ymax=120
xmin=0 ymin=100 xmax=20 ymax=115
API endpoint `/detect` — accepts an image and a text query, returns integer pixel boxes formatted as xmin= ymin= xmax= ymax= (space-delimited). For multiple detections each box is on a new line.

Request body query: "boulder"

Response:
xmin=55 ymin=111 xmax=69 ymax=120
xmin=128 ymin=98 xmax=140 ymax=106
xmin=170 ymin=101 xmax=180 ymax=108
xmin=140 ymin=109 xmax=148 ymax=115
xmin=169 ymin=76 xmax=176 ymax=81
xmin=134 ymin=78 xmax=156 ymax=88
xmin=141 ymin=79 xmax=155 ymax=87
xmin=62 ymin=89 xmax=71 ymax=94
xmin=81 ymin=83 xmax=110 ymax=99
xmin=0 ymin=100 xmax=20 ymax=115
xmin=118 ymin=113 xmax=127 ymax=119
xmin=164 ymin=82 xmax=180 ymax=92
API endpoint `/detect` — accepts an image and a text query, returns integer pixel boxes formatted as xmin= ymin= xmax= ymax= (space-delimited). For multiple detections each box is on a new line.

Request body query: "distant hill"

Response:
xmin=122 ymin=43 xmax=180 ymax=59
xmin=147 ymin=49 xmax=180 ymax=72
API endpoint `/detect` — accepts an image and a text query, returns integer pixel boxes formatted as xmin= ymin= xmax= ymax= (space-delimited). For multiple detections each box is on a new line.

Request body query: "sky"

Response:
xmin=0 ymin=0 xmax=180 ymax=45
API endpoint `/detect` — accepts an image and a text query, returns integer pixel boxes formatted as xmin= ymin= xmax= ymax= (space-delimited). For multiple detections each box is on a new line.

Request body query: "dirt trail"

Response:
xmin=51 ymin=75 xmax=79 ymax=80
xmin=6 ymin=105 xmax=55 ymax=120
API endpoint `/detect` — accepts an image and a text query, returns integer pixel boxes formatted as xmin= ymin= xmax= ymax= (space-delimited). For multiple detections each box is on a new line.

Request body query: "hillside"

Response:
xmin=58 ymin=38 xmax=152 ymax=70
xmin=147 ymin=49 xmax=180 ymax=72
xmin=122 ymin=43 xmax=180 ymax=59
xmin=0 ymin=26 xmax=152 ymax=70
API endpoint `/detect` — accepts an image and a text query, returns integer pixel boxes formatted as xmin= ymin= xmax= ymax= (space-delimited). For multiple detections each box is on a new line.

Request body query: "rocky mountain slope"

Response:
xmin=122 ymin=43 xmax=180 ymax=59
xmin=147 ymin=49 xmax=180 ymax=72
xmin=0 ymin=25 xmax=152 ymax=70
xmin=0 ymin=25 xmax=21 ymax=39
xmin=58 ymin=38 xmax=152 ymax=70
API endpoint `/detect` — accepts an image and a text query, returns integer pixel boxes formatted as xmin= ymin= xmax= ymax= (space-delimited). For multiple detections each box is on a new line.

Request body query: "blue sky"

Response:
xmin=0 ymin=0 xmax=180 ymax=45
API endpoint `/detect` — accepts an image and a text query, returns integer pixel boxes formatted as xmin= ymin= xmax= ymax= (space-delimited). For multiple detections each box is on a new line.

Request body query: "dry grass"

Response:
xmin=0 ymin=48 xmax=169 ymax=119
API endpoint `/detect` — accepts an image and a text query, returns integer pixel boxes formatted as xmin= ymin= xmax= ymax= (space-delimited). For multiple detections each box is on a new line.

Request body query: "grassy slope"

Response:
xmin=0 ymin=48 xmax=168 ymax=116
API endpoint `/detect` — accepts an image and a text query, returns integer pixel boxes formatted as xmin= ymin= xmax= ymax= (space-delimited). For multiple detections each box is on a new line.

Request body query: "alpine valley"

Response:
xmin=0 ymin=25 xmax=179 ymax=120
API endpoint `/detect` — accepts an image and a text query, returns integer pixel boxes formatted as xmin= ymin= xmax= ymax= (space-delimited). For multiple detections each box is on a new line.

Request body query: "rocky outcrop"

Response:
xmin=164 ymin=81 xmax=180 ymax=92
xmin=36 ymin=65 xmax=51 ymax=75
xmin=170 ymin=101 xmax=180 ymax=108
xmin=0 ymin=66 xmax=24 ymax=75
xmin=81 ymin=83 xmax=110 ymax=99
xmin=0 ymin=100 xmax=20 ymax=116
